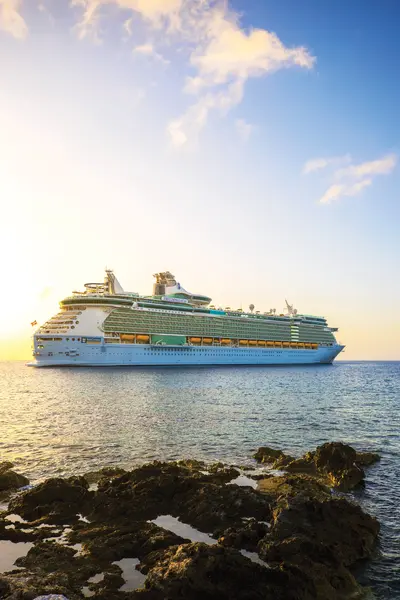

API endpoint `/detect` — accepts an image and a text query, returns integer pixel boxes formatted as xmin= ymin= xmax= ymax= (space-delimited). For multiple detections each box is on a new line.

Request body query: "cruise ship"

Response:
xmin=29 ymin=270 xmax=344 ymax=367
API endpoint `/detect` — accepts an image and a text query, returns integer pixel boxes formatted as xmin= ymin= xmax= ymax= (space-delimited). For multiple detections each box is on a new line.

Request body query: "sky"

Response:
xmin=0 ymin=0 xmax=399 ymax=360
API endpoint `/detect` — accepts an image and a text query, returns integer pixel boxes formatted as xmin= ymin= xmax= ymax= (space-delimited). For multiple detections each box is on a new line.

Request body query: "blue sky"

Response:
xmin=0 ymin=0 xmax=399 ymax=359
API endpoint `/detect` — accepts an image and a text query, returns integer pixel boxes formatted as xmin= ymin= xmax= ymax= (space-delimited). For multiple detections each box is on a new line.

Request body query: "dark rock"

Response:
xmin=0 ymin=462 xmax=15 ymax=474
xmin=258 ymin=493 xmax=379 ymax=599
xmin=0 ymin=462 xmax=29 ymax=492
xmin=355 ymin=451 xmax=380 ymax=467
xmin=84 ymin=466 xmax=127 ymax=485
xmin=140 ymin=542 xmax=314 ymax=599
xmin=260 ymin=495 xmax=379 ymax=567
xmin=312 ymin=443 xmax=364 ymax=490
xmin=253 ymin=447 xmax=287 ymax=464
xmin=9 ymin=476 xmax=90 ymax=523
xmin=68 ymin=520 xmax=189 ymax=563
xmin=260 ymin=535 xmax=362 ymax=600
xmin=283 ymin=442 xmax=366 ymax=491
xmin=257 ymin=473 xmax=331 ymax=504
xmin=91 ymin=461 xmax=270 ymax=536
xmin=218 ymin=518 xmax=270 ymax=551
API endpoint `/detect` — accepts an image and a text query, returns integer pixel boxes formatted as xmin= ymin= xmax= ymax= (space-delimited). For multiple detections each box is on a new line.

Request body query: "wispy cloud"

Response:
xmin=71 ymin=0 xmax=183 ymax=40
xmin=168 ymin=4 xmax=315 ymax=148
xmin=235 ymin=118 xmax=254 ymax=142
xmin=71 ymin=0 xmax=315 ymax=148
xmin=302 ymin=154 xmax=351 ymax=174
xmin=133 ymin=42 xmax=170 ymax=65
xmin=0 ymin=0 xmax=27 ymax=39
xmin=304 ymin=152 xmax=397 ymax=204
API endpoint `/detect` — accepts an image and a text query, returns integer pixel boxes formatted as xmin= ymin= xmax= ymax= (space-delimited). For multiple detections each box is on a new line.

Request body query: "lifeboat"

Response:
xmin=304 ymin=343 xmax=312 ymax=349
xmin=311 ymin=343 xmax=318 ymax=349
xmin=249 ymin=340 xmax=257 ymax=346
xmin=282 ymin=342 xmax=290 ymax=348
xmin=290 ymin=342 xmax=298 ymax=348
xmin=258 ymin=340 xmax=266 ymax=346
xmin=298 ymin=342 xmax=305 ymax=348
xmin=203 ymin=338 xmax=213 ymax=345
xmin=136 ymin=334 xmax=150 ymax=343
xmin=189 ymin=337 xmax=201 ymax=344
xmin=120 ymin=334 xmax=135 ymax=343
xmin=221 ymin=339 xmax=231 ymax=345
xmin=274 ymin=341 xmax=282 ymax=347
xmin=266 ymin=341 xmax=274 ymax=347
xmin=239 ymin=340 xmax=248 ymax=346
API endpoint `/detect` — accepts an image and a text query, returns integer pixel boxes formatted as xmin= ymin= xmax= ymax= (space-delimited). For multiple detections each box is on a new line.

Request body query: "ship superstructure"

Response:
xmin=29 ymin=270 xmax=344 ymax=367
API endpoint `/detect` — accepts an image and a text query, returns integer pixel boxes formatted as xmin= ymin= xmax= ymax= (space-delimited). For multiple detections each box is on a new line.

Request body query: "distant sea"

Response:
xmin=0 ymin=360 xmax=399 ymax=598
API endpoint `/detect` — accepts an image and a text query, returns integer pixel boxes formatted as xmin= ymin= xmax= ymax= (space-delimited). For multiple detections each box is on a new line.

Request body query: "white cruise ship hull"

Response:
xmin=28 ymin=343 xmax=344 ymax=367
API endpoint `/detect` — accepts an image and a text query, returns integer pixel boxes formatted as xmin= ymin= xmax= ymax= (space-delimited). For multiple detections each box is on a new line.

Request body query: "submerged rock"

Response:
xmin=0 ymin=462 xmax=29 ymax=492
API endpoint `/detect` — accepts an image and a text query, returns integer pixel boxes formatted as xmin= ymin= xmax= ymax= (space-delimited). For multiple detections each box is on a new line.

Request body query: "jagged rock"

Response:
xmin=257 ymin=473 xmax=331 ymax=504
xmin=0 ymin=462 xmax=15 ymax=474
xmin=258 ymin=493 xmax=379 ymax=599
xmin=255 ymin=442 xmax=379 ymax=491
xmin=9 ymin=476 xmax=91 ymax=523
xmin=0 ymin=461 xmax=29 ymax=492
xmin=84 ymin=466 xmax=127 ymax=485
xmin=260 ymin=495 xmax=379 ymax=567
xmin=140 ymin=542 xmax=314 ymax=599
xmin=253 ymin=447 xmax=288 ymax=464
xmin=68 ymin=521 xmax=189 ymax=562
xmin=260 ymin=535 xmax=363 ymax=600
xmin=281 ymin=442 xmax=366 ymax=490
xmin=218 ymin=518 xmax=269 ymax=551
xmin=355 ymin=451 xmax=380 ymax=467
xmin=90 ymin=462 xmax=270 ymax=535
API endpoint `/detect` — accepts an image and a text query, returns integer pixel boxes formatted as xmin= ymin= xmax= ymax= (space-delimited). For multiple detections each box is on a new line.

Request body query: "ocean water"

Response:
xmin=0 ymin=360 xmax=399 ymax=598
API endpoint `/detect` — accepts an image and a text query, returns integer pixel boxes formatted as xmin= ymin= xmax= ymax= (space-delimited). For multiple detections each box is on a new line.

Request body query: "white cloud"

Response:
xmin=0 ymin=0 xmax=27 ymax=39
xmin=168 ymin=4 xmax=314 ymax=147
xmin=71 ymin=0 xmax=315 ymax=147
xmin=305 ymin=152 xmax=397 ymax=204
xmin=72 ymin=0 xmax=183 ymax=39
xmin=303 ymin=154 xmax=351 ymax=174
xmin=335 ymin=154 xmax=397 ymax=180
xmin=235 ymin=118 xmax=254 ymax=142
xmin=133 ymin=42 xmax=169 ymax=64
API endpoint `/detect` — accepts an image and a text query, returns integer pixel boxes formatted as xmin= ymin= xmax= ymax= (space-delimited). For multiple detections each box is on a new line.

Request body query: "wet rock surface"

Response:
xmin=0 ymin=462 xmax=29 ymax=493
xmin=0 ymin=443 xmax=380 ymax=599
xmin=254 ymin=441 xmax=380 ymax=491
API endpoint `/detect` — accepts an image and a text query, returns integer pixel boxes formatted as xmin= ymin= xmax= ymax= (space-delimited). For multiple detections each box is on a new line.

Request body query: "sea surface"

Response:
xmin=0 ymin=360 xmax=399 ymax=598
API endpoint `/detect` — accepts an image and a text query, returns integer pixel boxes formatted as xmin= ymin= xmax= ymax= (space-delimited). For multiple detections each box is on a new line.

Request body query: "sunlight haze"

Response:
xmin=1 ymin=0 xmax=399 ymax=361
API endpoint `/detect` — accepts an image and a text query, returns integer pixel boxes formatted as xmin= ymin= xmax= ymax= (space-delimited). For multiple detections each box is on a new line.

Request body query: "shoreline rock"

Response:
xmin=0 ymin=444 xmax=380 ymax=600
xmin=254 ymin=441 xmax=380 ymax=491
xmin=0 ymin=462 xmax=30 ymax=493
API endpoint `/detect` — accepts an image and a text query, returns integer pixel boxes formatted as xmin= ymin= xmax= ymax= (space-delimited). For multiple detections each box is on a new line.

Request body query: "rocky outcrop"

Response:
xmin=0 ymin=450 xmax=381 ymax=600
xmin=140 ymin=542 xmax=314 ymax=600
xmin=254 ymin=442 xmax=380 ymax=491
xmin=0 ymin=461 xmax=29 ymax=492
xmin=90 ymin=461 xmax=270 ymax=535
xmin=258 ymin=494 xmax=379 ymax=600
xmin=9 ymin=476 xmax=91 ymax=523
xmin=253 ymin=446 xmax=294 ymax=466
